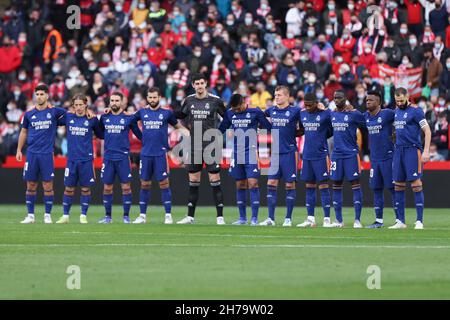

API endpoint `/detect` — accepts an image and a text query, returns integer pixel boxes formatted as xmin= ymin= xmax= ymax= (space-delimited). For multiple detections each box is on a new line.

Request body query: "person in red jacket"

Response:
xmin=404 ymin=0 xmax=424 ymax=38
xmin=358 ymin=43 xmax=376 ymax=70
xmin=0 ymin=36 xmax=22 ymax=80
xmin=333 ymin=29 xmax=356 ymax=64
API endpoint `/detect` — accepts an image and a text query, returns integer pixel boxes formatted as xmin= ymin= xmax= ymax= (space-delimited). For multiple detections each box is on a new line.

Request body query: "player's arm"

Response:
xmin=16 ymin=128 xmax=27 ymax=162
xmin=168 ymin=111 xmax=190 ymax=136
xmin=54 ymin=107 xmax=67 ymax=121
xmin=257 ymin=109 xmax=272 ymax=131
xmin=174 ymin=98 xmax=188 ymax=119
xmin=130 ymin=121 xmax=143 ymax=140
xmin=57 ymin=113 xmax=67 ymax=126
xmin=92 ymin=117 xmax=104 ymax=140
xmin=420 ymin=119 xmax=431 ymax=163
xmin=217 ymin=100 xmax=227 ymax=118
xmin=218 ymin=111 xmax=231 ymax=134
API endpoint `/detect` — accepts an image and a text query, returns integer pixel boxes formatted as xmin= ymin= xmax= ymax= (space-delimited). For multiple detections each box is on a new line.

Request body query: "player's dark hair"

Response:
xmin=229 ymin=94 xmax=244 ymax=109
xmin=34 ymin=83 xmax=48 ymax=93
xmin=147 ymin=87 xmax=161 ymax=96
xmin=304 ymin=92 xmax=317 ymax=103
xmin=334 ymin=89 xmax=346 ymax=96
xmin=367 ymin=90 xmax=382 ymax=101
xmin=274 ymin=85 xmax=290 ymax=95
xmin=394 ymin=87 xmax=408 ymax=96
xmin=71 ymin=94 xmax=88 ymax=105
xmin=111 ymin=91 xmax=124 ymax=100
xmin=191 ymin=73 xmax=207 ymax=83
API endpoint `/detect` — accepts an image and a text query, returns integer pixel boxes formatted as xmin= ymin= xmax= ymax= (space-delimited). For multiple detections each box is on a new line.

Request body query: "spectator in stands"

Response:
xmin=429 ymin=143 xmax=446 ymax=161
xmin=423 ymin=45 xmax=444 ymax=97
xmin=250 ymin=82 xmax=272 ymax=110
xmin=432 ymin=112 xmax=449 ymax=159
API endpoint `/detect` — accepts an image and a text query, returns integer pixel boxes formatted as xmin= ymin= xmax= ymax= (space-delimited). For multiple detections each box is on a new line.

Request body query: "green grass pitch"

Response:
xmin=0 ymin=204 xmax=449 ymax=299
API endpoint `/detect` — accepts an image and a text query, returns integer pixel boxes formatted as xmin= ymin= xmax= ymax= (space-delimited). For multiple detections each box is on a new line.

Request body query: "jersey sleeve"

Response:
xmin=130 ymin=121 xmax=143 ymax=140
xmin=54 ymin=107 xmax=67 ymax=119
xmin=354 ymin=110 xmax=365 ymax=127
xmin=92 ymin=117 xmax=104 ymax=139
xmin=257 ymin=109 xmax=272 ymax=130
xmin=175 ymin=98 xmax=189 ymax=119
xmin=168 ymin=110 xmax=178 ymax=126
xmin=20 ymin=113 xmax=29 ymax=129
xmin=57 ymin=113 xmax=67 ymax=126
xmin=99 ymin=115 xmax=106 ymax=132
xmin=264 ymin=107 xmax=272 ymax=117
xmin=131 ymin=110 xmax=141 ymax=123
xmin=414 ymin=108 xmax=428 ymax=128
xmin=216 ymin=98 xmax=227 ymax=118
xmin=218 ymin=111 xmax=231 ymax=133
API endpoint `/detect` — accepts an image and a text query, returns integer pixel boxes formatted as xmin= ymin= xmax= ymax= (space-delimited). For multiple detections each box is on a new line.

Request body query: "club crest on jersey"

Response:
xmin=246 ymin=113 xmax=250 ymax=118
xmin=377 ymin=117 xmax=382 ymax=123
xmin=316 ymin=115 xmax=320 ymax=121
xmin=205 ymin=103 xmax=210 ymax=109
xmin=46 ymin=113 xmax=51 ymax=119
xmin=84 ymin=120 xmax=89 ymax=126
xmin=159 ymin=114 xmax=164 ymax=120
xmin=404 ymin=113 xmax=408 ymax=118
xmin=120 ymin=118 xmax=125 ymax=124
xmin=344 ymin=115 xmax=348 ymax=121
xmin=285 ymin=111 xmax=290 ymax=116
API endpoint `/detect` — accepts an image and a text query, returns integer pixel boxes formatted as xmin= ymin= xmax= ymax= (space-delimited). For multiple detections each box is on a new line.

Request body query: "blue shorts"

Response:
xmin=64 ymin=160 xmax=95 ymax=187
xmin=23 ymin=152 xmax=54 ymax=181
xmin=330 ymin=154 xmax=361 ymax=182
xmin=268 ymin=152 xmax=298 ymax=182
xmin=229 ymin=162 xmax=260 ymax=180
xmin=300 ymin=157 xmax=330 ymax=182
xmin=393 ymin=146 xmax=423 ymax=182
xmin=101 ymin=158 xmax=132 ymax=184
xmin=140 ymin=155 xmax=169 ymax=182
xmin=369 ymin=158 xmax=394 ymax=189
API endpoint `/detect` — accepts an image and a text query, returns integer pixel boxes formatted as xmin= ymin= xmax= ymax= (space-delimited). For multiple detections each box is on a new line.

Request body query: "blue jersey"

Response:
xmin=20 ymin=106 xmax=66 ymax=154
xmin=265 ymin=106 xmax=301 ymax=154
xmin=300 ymin=109 xmax=332 ymax=160
xmin=99 ymin=113 xmax=142 ymax=160
xmin=394 ymin=105 xmax=426 ymax=150
xmin=364 ymin=109 xmax=395 ymax=162
xmin=58 ymin=113 xmax=103 ymax=161
xmin=219 ymin=107 xmax=271 ymax=156
xmin=133 ymin=107 xmax=178 ymax=157
xmin=331 ymin=110 xmax=365 ymax=158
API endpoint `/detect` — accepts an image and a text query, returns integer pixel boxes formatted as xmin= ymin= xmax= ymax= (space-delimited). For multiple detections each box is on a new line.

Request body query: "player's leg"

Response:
xmin=233 ymin=179 xmax=248 ymax=224
xmin=78 ymin=160 xmax=95 ymax=222
xmin=345 ymin=155 xmax=363 ymax=228
xmin=135 ymin=157 xmax=151 ymax=224
xmin=118 ymin=158 xmax=133 ymax=223
xmin=58 ymin=161 xmax=77 ymax=223
xmin=177 ymin=167 xmax=201 ymax=224
xmin=100 ymin=159 xmax=114 ymax=223
xmin=22 ymin=152 xmax=39 ymax=223
xmin=208 ymin=170 xmax=225 ymax=225
xmin=330 ymin=157 xmax=344 ymax=227
xmin=319 ymin=183 xmax=331 ymax=226
xmin=159 ymin=178 xmax=173 ymax=224
xmin=261 ymin=179 xmax=278 ymax=226
xmin=299 ymin=159 xmax=315 ymax=227
xmin=390 ymin=148 xmax=407 ymax=229
xmin=382 ymin=158 xmax=399 ymax=223
xmin=281 ymin=152 xmax=297 ymax=226
xmin=405 ymin=147 xmax=425 ymax=229
xmin=368 ymin=163 xmax=384 ymax=228
xmin=40 ymin=153 xmax=55 ymax=223
xmin=22 ymin=181 xmax=38 ymax=223
xmin=411 ymin=179 xmax=424 ymax=229
xmin=248 ymin=178 xmax=260 ymax=225
xmin=79 ymin=187 xmax=91 ymax=224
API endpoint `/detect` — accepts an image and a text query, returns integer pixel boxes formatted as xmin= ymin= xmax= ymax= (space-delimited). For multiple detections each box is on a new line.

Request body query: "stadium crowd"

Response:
xmin=0 ymin=0 xmax=449 ymax=165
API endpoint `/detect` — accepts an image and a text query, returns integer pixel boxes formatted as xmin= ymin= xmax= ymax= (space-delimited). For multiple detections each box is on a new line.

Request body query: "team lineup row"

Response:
xmin=16 ymin=74 xmax=431 ymax=229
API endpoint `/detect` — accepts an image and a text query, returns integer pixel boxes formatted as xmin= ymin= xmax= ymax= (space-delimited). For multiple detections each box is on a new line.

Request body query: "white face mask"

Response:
xmin=307 ymin=30 xmax=315 ymax=37
xmin=409 ymin=38 xmax=417 ymax=46
xmin=326 ymin=29 xmax=333 ymax=35
xmin=166 ymin=78 xmax=174 ymax=85
xmin=57 ymin=128 xmax=65 ymax=136
xmin=245 ymin=18 xmax=252 ymax=25
xmin=160 ymin=64 xmax=168 ymax=72
xmin=136 ymin=79 xmax=144 ymax=85
xmin=193 ymin=51 xmax=201 ymax=57
xmin=138 ymin=3 xmax=146 ymax=9
xmin=160 ymin=99 xmax=167 ymax=106
xmin=198 ymin=26 xmax=206 ymax=33
xmin=364 ymin=48 xmax=371 ymax=54
xmin=202 ymin=36 xmax=210 ymax=43
xmin=19 ymin=74 xmax=26 ymax=81
xmin=287 ymin=77 xmax=295 ymax=84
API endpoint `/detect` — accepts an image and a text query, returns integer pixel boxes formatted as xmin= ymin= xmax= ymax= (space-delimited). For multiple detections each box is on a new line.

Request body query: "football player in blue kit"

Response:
xmin=131 ymin=87 xmax=189 ymax=224
xmin=330 ymin=90 xmax=365 ymax=228
xmin=364 ymin=91 xmax=398 ymax=229
xmin=261 ymin=86 xmax=301 ymax=227
xmin=390 ymin=87 xmax=431 ymax=230
xmin=16 ymin=84 xmax=68 ymax=224
xmin=297 ymin=93 xmax=333 ymax=228
xmin=98 ymin=92 xmax=142 ymax=224
xmin=55 ymin=94 xmax=104 ymax=224
xmin=218 ymin=94 xmax=272 ymax=226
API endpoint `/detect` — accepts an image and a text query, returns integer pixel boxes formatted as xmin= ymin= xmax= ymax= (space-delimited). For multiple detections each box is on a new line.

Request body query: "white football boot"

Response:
xmin=177 ymin=216 xmax=195 ymax=224
xmin=259 ymin=217 xmax=275 ymax=226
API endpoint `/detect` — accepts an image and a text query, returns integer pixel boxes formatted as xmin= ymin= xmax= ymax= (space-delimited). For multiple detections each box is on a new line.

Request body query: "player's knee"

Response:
xmin=140 ymin=180 xmax=151 ymax=190
xmin=121 ymin=184 xmax=131 ymax=195
xmin=159 ymin=179 xmax=169 ymax=189
xmin=236 ymin=180 xmax=247 ymax=190
xmin=81 ymin=187 xmax=91 ymax=196
xmin=318 ymin=183 xmax=329 ymax=190
xmin=267 ymin=179 xmax=278 ymax=187
xmin=411 ymin=181 xmax=423 ymax=192
xmin=210 ymin=180 xmax=221 ymax=187
xmin=64 ymin=187 xmax=75 ymax=196
xmin=351 ymin=180 xmax=360 ymax=186
xmin=103 ymin=184 xmax=113 ymax=194
xmin=306 ymin=183 xmax=317 ymax=189
xmin=286 ymin=182 xmax=295 ymax=190
xmin=27 ymin=181 xmax=38 ymax=192
xmin=42 ymin=181 xmax=53 ymax=193
xmin=394 ymin=183 xmax=406 ymax=191
xmin=333 ymin=182 xmax=343 ymax=189
xmin=248 ymin=179 xmax=258 ymax=189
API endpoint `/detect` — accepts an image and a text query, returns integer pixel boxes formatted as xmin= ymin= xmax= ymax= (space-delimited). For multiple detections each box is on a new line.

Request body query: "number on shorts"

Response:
xmin=370 ymin=168 xmax=374 ymax=178
xmin=330 ymin=161 xmax=337 ymax=171
xmin=64 ymin=168 xmax=69 ymax=177
xmin=139 ymin=160 xmax=142 ymax=175
xmin=24 ymin=162 xmax=28 ymax=171
xmin=101 ymin=163 xmax=105 ymax=173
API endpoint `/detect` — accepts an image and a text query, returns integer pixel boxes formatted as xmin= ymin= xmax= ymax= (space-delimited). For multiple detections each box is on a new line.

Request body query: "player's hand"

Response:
xmin=422 ymin=151 xmax=430 ymax=163
xmin=16 ymin=150 xmax=22 ymax=162
xmin=179 ymin=128 xmax=190 ymax=137
xmin=86 ymin=110 xmax=95 ymax=119
xmin=317 ymin=102 xmax=326 ymax=110
xmin=104 ymin=108 xmax=111 ymax=114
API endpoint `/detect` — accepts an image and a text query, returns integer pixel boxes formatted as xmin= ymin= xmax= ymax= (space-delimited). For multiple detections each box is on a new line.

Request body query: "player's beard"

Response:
xmin=149 ymin=102 xmax=159 ymax=109
xmin=111 ymin=105 xmax=121 ymax=113
xmin=397 ymin=102 xmax=408 ymax=109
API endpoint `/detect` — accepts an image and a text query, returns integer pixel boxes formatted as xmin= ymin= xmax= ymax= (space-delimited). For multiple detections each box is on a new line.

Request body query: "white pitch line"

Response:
xmin=0 ymin=243 xmax=450 ymax=249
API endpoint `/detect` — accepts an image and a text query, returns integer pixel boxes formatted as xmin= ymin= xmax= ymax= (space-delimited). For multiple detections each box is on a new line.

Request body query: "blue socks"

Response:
xmin=25 ymin=193 xmax=36 ymax=215
xmin=320 ymin=187 xmax=331 ymax=218
xmin=267 ymin=185 xmax=277 ymax=220
xmin=122 ymin=193 xmax=132 ymax=216
xmin=250 ymin=187 xmax=260 ymax=220
xmin=139 ymin=189 xmax=150 ymax=215
xmin=413 ymin=188 xmax=424 ymax=222
xmin=306 ymin=188 xmax=316 ymax=217
xmin=63 ymin=194 xmax=73 ymax=216
xmin=236 ymin=188 xmax=247 ymax=220
xmin=374 ymin=189 xmax=384 ymax=222
xmin=395 ymin=189 xmax=406 ymax=223
xmin=285 ymin=189 xmax=296 ymax=219
xmin=352 ymin=184 xmax=362 ymax=221
xmin=44 ymin=194 xmax=54 ymax=214
xmin=103 ymin=194 xmax=113 ymax=217
xmin=161 ymin=188 xmax=172 ymax=214
xmin=80 ymin=194 xmax=91 ymax=216
xmin=333 ymin=186 xmax=343 ymax=223
xmin=388 ymin=188 xmax=398 ymax=221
